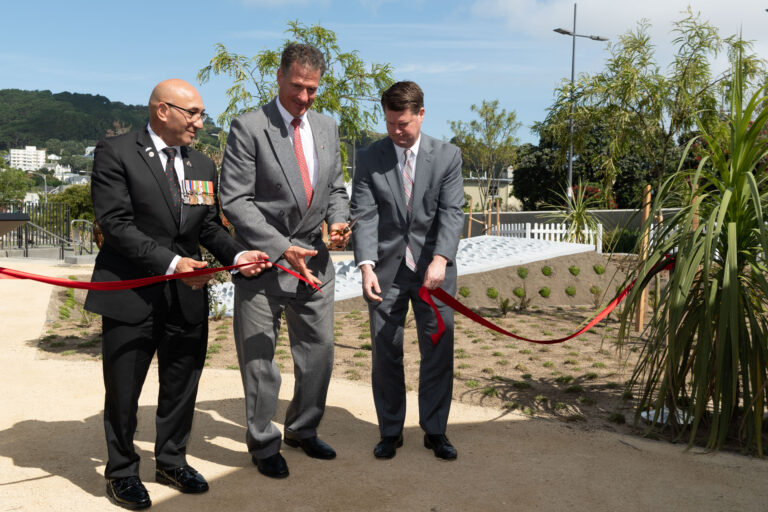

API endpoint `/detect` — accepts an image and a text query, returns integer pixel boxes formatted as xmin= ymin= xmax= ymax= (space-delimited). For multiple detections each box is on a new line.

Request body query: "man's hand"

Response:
xmin=283 ymin=245 xmax=322 ymax=287
xmin=360 ymin=264 xmax=383 ymax=302
xmin=328 ymin=222 xmax=351 ymax=249
xmin=422 ymin=255 xmax=448 ymax=290
xmin=237 ymin=250 xmax=272 ymax=277
xmin=175 ymin=257 xmax=211 ymax=290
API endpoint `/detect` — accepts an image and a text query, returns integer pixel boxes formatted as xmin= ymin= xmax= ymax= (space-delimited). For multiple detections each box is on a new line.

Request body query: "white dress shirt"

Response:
xmin=276 ymin=97 xmax=319 ymax=187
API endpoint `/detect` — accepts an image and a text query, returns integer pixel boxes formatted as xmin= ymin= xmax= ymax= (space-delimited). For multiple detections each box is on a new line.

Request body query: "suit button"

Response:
xmin=275 ymin=183 xmax=282 ymax=190
xmin=279 ymin=210 xmax=285 ymax=217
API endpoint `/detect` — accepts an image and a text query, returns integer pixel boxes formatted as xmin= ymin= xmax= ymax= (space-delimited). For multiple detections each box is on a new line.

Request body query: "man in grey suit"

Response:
xmin=351 ymin=81 xmax=465 ymax=460
xmin=220 ymin=44 xmax=349 ymax=479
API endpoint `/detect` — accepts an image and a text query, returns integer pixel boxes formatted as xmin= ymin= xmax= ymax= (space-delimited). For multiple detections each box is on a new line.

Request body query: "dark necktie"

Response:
xmin=161 ymin=147 xmax=181 ymax=224
xmin=291 ymin=118 xmax=313 ymax=207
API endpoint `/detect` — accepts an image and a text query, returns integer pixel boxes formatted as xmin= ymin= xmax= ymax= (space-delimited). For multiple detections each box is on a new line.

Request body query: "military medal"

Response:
xmin=182 ymin=180 xmax=215 ymax=205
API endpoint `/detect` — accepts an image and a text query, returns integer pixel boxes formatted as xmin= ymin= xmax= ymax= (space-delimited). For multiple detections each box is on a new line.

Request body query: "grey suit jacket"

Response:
xmin=220 ymin=98 xmax=348 ymax=296
xmin=350 ymin=134 xmax=465 ymax=298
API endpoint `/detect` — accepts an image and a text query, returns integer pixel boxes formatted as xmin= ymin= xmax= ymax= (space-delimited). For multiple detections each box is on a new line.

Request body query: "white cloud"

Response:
xmin=467 ymin=0 xmax=768 ymax=87
xmin=472 ymin=0 xmax=768 ymax=55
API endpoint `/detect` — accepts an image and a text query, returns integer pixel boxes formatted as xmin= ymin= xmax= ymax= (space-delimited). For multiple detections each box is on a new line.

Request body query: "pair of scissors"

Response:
xmin=328 ymin=215 xmax=360 ymax=249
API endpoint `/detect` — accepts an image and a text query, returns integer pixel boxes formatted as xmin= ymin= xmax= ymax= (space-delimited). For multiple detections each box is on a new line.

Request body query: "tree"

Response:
xmin=536 ymin=9 xmax=763 ymax=201
xmin=512 ymin=141 xmax=560 ymax=210
xmin=449 ymin=99 xmax=520 ymax=222
xmin=197 ymin=21 xmax=394 ymax=176
xmin=49 ymin=184 xmax=93 ymax=221
xmin=618 ymin=54 xmax=768 ymax=454
xmin=0 ymin=167 xmax=29 ymax=202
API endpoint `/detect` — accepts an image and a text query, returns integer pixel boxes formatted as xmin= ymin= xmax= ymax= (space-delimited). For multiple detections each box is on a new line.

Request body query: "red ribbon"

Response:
xmin=0 ymin=260 xmax=321 ymax=292
xmin=418 ymin=256 xmax=675 ymax=345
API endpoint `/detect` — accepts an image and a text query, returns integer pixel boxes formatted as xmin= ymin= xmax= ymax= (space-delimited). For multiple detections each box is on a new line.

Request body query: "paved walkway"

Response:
xmin=1 ymin=259 xmax=767 ymax=511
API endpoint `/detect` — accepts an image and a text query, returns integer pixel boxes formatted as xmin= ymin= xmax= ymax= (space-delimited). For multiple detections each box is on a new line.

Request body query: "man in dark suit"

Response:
xmin=351 ymin=81 xmax=465 ymax=460
xmin=85 ymin=79 xmax=269 ymax=509
xmin=219 ymin=44 xmax=349 ymax=479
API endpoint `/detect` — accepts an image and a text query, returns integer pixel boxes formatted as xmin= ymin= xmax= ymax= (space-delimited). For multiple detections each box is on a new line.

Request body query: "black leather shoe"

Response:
xmin=106 ymin=476 xmax=151 ymax=510
xmin=284 ymin=436 xmax=337 ymax=459
xmin=155 ymin=465 xmax=209 ymax=493
xmin=253 ymin=453 xmax=289 ymax=478
xmin=373 ymin=435 xmax=403 ymax=459
xmin=424 ymin=434 xmax=458 ymax=460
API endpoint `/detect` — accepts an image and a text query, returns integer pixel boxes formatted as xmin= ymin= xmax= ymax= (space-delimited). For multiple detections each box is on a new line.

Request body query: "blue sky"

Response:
xmin=2 ymin=1 xmax=767 ymax=144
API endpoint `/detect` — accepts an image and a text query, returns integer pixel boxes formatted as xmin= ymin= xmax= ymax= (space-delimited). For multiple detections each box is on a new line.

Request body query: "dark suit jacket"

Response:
xmin=219 ymin=98 xmax=348 ymax=296
xmin=84 ymin=128 xmax=243 ymax=324
xmin=350 ymin=134 xmax=465 ymax=298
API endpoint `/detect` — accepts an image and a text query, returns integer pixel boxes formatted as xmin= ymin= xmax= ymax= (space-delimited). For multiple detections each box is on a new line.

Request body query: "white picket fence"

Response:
xmin=488 ymin=222 xmax=603 ymax=254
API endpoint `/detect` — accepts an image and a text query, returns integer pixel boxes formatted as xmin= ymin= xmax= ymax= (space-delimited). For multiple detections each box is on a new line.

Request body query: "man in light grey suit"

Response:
xmin=351 ymin=81 xmax=465 ymax=460
xmin=220 ymin=44 xmax=350 ymax=479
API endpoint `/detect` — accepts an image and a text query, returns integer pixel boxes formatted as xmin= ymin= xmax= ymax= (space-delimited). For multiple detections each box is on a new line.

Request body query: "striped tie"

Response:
xmin=402 ymin=148 xmax=416 ymax=271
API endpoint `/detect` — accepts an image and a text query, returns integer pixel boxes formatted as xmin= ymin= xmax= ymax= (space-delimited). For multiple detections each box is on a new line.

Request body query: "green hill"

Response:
xmin=0 ymin=89 xmax=220 ymax=151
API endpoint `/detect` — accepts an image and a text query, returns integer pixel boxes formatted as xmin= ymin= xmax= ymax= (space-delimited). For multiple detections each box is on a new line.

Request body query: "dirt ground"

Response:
xmin=32 ymin=253 xmax=670 ymax=443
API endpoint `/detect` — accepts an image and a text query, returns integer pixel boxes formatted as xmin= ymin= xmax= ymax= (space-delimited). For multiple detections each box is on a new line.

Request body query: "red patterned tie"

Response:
xmin=291 ymin=118 xmax=313 ymax=207
xmin=161 ymin=147 xmax=181 ymax=224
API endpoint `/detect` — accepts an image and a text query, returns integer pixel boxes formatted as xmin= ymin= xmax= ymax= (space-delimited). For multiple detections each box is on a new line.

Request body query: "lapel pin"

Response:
xmin=145 ymin=147 xmax=152 ymax=152
xmin=149 ymin=151 xmax=155 ymax=158
xmin=186 ymin=160 xmax=192 ymax=167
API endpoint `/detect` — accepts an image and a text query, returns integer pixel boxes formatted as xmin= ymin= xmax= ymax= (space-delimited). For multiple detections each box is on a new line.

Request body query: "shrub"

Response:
xmin=602 ymin=227 xmax=640 ymax=254
xmin=538 ymin=287 xmax=551 ymax=298
xmin=565 ymin=286 xmax=576 ymax=297
xmin=458 ymin=286 xmax=470 ymax=298
xmin=517 ymin=267 xmax=529 ymax=279
xmin=568 ymin=265 xmax=580 ymax=276
xmin=541 ymin=266 xmax=552 ymax=276
xmin=589 ymin=285 xmax=602 ymax=308
xmin=499 ymin=297 xmax=514 ymax=315
xmin=593 ymin=264 xmax=605 ymax=275
xmin=486 ymin=287 xmax=499 ymax=299
xmin=513 ymin=287 xmax=525 ymax=298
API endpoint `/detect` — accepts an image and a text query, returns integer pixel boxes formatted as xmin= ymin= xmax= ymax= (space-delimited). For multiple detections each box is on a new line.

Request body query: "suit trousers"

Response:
xmin=101 ymin=283 xmax=207 ymax=479
xmin=369 ymin=263 xmax=455 ymax=437
xmin=233 ymin=284 xmax=335 ymax=459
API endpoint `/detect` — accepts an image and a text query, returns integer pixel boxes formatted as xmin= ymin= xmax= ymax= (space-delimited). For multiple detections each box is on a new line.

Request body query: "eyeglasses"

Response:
xmin=165 ymin=102 xmax=208 ymax=123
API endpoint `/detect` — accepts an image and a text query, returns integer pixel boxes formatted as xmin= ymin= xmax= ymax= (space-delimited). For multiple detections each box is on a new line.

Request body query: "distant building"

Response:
xmin=49 ymin=164 xmax=73 ymax=180
xmin=463 ymin=168 xmax=520 ymax=212
xmin=63 ymin=174 xmax=90 ymax=185
xmin=9 ymin=146 xmax=46 ymax=171
xmin=84 ymin=146 xmax=95 ymax=156
xmin=23 ymin=192 xmax=41 ymax=204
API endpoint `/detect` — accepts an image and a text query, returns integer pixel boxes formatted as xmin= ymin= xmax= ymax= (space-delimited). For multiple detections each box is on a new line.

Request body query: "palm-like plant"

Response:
xmin=617 ymin=55 xmax=768 ymax=453
xmin=545 ymin=179 xmax=601 ymax=244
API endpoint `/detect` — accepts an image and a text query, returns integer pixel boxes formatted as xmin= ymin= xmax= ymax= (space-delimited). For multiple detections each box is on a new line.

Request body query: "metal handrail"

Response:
xmin=70 ymin=219 xmax=95 ymax=255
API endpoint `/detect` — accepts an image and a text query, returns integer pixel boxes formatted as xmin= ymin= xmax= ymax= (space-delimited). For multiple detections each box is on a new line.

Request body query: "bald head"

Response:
xmin=149 ymin=79 xmax=205 ymax=147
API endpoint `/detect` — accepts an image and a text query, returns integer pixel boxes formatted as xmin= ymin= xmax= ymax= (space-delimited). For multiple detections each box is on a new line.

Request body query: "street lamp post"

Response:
xmin=554 ymin=3 xmax=607 ymax=208
xmin=28 ymin=171 xmax=47 ymax=204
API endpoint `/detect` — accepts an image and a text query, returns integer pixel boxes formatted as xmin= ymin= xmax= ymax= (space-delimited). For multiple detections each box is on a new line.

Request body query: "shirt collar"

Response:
xmin=276 ymin=97 xmax=308 ymax=129
xmin=392 ymin=134 xmax=422 ymax=161
xmin=147 ymin=124 xmax=180 ymax=155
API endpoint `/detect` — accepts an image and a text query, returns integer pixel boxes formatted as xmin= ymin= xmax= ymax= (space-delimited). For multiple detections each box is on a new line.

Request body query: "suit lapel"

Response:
xmin=179 ymin=146 xmax=199 ymax=232
xmin=264 ymin=100 xmax=308 ymax=214
xmin=382 ymin=139 xmax=408 ymax=222
xmin=411 ymin=135 xmax=433 ymax=221
xmin=307 ymin=110 xmax=331 ymax=202
xmin=136 ymin=129 xmax=179 ymax=226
